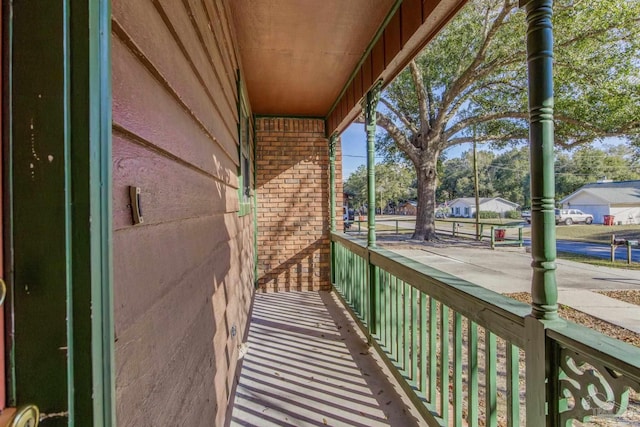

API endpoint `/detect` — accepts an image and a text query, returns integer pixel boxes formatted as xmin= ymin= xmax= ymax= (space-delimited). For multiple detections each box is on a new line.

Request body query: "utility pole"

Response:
xmin=473 ymin=127 xmax=480 ymax=240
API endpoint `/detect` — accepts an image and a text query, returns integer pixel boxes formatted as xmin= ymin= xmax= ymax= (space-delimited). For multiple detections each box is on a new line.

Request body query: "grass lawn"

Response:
xmin=354 ymin=216 xmax=639 ymax=246
xmin=438 ymin=217 xmax=524 ymax=226
xmin=557 ymin=251 xmax=640 ymax=270
xmin=554 ymin=224 xmax=640 ymax=244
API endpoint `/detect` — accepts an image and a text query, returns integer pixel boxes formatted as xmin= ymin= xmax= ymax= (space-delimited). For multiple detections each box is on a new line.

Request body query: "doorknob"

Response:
xmin=0 ymin=278 xmax=5 ymax=307
xmin=7 ymin=405 xmax=39 ymax=427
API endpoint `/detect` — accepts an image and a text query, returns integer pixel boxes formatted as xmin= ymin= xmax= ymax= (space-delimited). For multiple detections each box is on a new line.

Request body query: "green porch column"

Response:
xmin=522 ymin=1 xmax=560 ymax=424
xmin=329 ymin=134 xmax=338 ymax=232
xmin=363 ymin=82 xmax=382 ymax=248
xmin=329 ymin=134 xmax=338 ymax=285
xmin=363 ymin=82 xmax=382 ymax=336
xmin=522 ymin=0 xmax=558 ymax=321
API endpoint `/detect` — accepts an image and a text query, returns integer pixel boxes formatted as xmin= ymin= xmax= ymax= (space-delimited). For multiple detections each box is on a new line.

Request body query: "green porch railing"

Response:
xmin=331 ymin=232 xmax=640 ymax=426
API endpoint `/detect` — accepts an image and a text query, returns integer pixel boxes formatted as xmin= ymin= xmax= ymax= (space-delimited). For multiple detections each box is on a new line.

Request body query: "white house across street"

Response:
xmin=560 ymin=180 xmax=640 ymax=224
xmin=448 ymin=197 xmax=519 ymax=218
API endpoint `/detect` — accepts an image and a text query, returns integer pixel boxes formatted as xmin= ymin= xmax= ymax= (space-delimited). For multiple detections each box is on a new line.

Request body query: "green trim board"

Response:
xmin=253 ymin=113 xmax=258 ymax=287
xmin=6 ymin=0 xmax=114 ymax=424
xmin=236 ymin=71 xmax=252 ymax=216
xmin=81 ymin=0 xmax=115 ymax=423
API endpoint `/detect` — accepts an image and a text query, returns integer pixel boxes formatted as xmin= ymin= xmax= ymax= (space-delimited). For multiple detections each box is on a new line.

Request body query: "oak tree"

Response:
xmin=373 ymin=0 xmax=640 ymax=240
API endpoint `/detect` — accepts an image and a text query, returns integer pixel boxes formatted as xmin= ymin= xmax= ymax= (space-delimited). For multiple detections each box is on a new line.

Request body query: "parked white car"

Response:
xmin=555 ymin=208 xmax=593 ymax=225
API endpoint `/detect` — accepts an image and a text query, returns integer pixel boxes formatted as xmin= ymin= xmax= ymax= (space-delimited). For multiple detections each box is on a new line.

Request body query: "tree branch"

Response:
xmin=443 ymin=78 xmax=525 ymax=125
xmin=380 ymin=97 xmax=418 ymax=134
xmin=444 ymin=112 xmax=529 ymax=140
xmin=438 ymin=0 xmax=517 ymax=121
xmin=555 ymin=16 xmax=640 ymax=50
xmin=555 ymin=114 xmax=640 ymax=134
xmin=426 ymin=81 xmax=436 ymax=127
xmin=376 ymin=111 xmax=420 ymax=163
xmin=409 ymin=60 xmax=430 ymax=132
xmin=446 ymin=131 xmax=528 ymax=147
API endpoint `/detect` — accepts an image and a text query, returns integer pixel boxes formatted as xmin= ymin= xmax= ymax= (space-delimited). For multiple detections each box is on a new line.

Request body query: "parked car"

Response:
xmin=555 ymin=208 xmax=593 ymax=225
xmin=521 ymin=210 xmax=531 ymax=224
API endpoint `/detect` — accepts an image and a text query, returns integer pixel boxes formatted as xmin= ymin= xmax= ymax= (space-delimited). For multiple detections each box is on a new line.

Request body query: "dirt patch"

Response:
xmin=375 ymin=233 xmax=491 ymax=250
xmin=597 ymin=289 xmax=640 ymax=306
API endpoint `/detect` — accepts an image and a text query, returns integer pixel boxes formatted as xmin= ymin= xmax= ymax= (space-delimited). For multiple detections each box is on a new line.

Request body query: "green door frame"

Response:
xmin=5 ymin=1 xmax=114 ymax=425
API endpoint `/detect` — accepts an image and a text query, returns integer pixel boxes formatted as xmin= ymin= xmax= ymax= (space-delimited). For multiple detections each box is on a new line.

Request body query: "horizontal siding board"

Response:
xmin=112 ymin=36 xmax=238 ymax=180
xmin=112 ymin=136 xmax=238 ymax=230
xmin=116 ymin=299 xmax=220 ymax=426
xmin=112 ymin=1 xmax=237 ymax=159
xmin=185 ymin=0 xmax=238 ymax=120
xmin=113 ymin=214 xmax=240 ymax=329
xmin=215 ymin=0 xmax=240 ymax=72
xmin=154 ymin=0 xmax=237 ymax=126
xmin=201 ymin=0 xmax=238 ymax=105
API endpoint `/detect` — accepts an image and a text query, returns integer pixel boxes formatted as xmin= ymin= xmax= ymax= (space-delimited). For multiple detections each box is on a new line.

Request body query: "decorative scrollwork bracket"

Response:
xmin=559 ymin=348 xmax=640 ymax=425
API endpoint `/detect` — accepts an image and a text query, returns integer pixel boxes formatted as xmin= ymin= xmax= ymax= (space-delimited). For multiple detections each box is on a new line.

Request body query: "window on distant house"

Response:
xmin=465 ymin=207 xmax=470 ymax=216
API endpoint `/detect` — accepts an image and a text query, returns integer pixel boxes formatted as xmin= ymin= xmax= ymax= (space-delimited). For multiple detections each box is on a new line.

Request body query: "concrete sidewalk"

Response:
xmin=389 ymin=244 xmax=640 ymax=334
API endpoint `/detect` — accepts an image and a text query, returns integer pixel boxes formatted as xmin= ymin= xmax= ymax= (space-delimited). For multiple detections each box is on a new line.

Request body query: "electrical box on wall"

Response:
xmin=129 ymin=186 xmax=144 ymax=225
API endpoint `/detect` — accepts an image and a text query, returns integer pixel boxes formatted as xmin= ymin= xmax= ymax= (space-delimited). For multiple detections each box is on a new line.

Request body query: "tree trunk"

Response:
xmin=413 ymin=157 xmax=439 ymax=240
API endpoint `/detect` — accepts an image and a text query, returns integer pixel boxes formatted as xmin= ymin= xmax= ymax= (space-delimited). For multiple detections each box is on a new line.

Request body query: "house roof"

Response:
xmin=561 ymin=180 xmax=640 ymax=205
xmin=449 ymin=197 xmax=519 ymax=208
xmin=229 ymin=0 xmax=466 ymax=134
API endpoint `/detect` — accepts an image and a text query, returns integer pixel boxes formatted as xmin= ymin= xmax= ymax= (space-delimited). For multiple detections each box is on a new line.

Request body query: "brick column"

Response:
xmin=255 ymin=118 xmax=336 ymax=292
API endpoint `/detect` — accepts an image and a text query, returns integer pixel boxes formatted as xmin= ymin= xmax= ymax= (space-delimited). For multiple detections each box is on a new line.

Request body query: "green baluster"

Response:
xmin=429 ymin=298 xmax=437 ymax=403
xmin=468 ymin=321 xmax=479 ymax=427
xmin=412 ymin=287 xmax=419 ymax=385
xmin=485 ymin=330 xmax=497 ymax=427
xmin=420 ymin=292 xmax=428 ymax=397
xmin=507 ymin=343 xmax=521 ymax=427
xmin=440 ymin=304 xmax=450 ymax=425
xmin=454 ymin=312 xmax=463 ymax=426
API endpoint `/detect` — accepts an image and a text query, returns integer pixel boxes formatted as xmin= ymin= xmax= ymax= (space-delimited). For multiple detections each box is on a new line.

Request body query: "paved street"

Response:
xmin=537 ymin=238 xmax=640 ymax=263
xmin=388 ymin=243 xmax=640 ymax=334
xmin=369 ymin=218 xmax=640 ymax=263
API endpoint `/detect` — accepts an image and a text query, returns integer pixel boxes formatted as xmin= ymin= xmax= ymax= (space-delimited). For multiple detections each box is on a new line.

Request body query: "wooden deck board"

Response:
xmin=228 ymin=291 xmax=427 ymax=427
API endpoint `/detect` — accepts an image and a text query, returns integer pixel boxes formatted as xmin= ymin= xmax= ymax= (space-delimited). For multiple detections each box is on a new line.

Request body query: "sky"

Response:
xmin=340 ymin=123 xmax=627 ymax=182
xmin=340 ymin=122 xmax=472 ymax=179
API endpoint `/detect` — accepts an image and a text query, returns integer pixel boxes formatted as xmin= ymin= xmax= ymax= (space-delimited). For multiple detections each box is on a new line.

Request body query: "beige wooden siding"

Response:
xmin=112 ymin=0 xmax=254 ymax=424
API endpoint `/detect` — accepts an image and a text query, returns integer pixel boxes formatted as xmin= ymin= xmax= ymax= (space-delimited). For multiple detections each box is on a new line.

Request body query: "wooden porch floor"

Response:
xmin=227 ymin=291 xmax=426 ymax=427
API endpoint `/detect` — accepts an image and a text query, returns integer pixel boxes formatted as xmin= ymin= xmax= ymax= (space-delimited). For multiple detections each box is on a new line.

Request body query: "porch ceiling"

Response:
xmin=230 ymin=0 xmax=395 ymax=117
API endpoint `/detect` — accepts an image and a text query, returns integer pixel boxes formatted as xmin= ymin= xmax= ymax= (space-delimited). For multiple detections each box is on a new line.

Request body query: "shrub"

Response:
xmin=476 ymin=210 xmax=500 ymax=219
xmin=505 ymin=210 xmax=521 ymax=219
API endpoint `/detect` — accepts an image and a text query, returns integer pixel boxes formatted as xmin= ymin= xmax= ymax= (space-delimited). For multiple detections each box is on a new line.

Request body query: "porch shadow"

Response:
xmin=227 ymin=291 xmax=426 ymax=427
